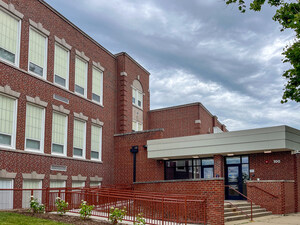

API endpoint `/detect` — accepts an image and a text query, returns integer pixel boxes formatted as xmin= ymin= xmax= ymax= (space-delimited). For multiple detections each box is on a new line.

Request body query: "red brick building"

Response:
xmin=1 ymin=0 xmax=300 ymax=224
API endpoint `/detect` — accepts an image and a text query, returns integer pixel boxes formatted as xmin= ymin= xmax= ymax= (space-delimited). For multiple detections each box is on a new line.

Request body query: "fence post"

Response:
xmin=45 ymin=187 xmax=49 ymax=212
xmin=162 ymin=197 xmax=164 ymax=225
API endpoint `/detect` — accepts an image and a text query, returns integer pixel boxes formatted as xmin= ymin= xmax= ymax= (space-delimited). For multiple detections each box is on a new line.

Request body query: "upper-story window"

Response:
xmin=91 ymin=124 xmax=102 ymax=161
xmin=92 ymin=67 xmax=103 ymax=105
xmin=132 ymin=80 xmax=143 ymax=109
xmin=132 ymin=121 xmax=143 ymax=132
xmin=73 ymin=119 xmax=86 ymax=158
xmin=0 ymin=94 xmax=17 ymax=149
xmin=28 ymin=28 xmax=48 ymax=78
xmin=54 ymin=43 xmax=69 ymax=89
xmin=0 ymin=8 xmax=21 ymax=66
xmin=51 ymin=112 xmax=68 ymax=156
xmin=75 ymin=57 xmax=87 ymax=97
xmin=25 ymin=104 xmax=45 ymax=152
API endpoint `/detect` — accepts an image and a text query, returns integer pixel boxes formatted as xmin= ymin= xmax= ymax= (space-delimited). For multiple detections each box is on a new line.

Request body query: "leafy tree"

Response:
xmin=225 ymin=0 xmax=300 ymax=103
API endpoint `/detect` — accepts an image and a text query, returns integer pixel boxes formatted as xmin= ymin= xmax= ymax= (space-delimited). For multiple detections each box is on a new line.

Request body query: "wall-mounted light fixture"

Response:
xmin=227 ymin=153 xmax=234 ymax=156
xmin=264 ymin=150 xmax=272 ymax=154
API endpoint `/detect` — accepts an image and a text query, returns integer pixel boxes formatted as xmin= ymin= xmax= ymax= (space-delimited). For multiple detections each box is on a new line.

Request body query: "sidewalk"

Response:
xmin=226 ymin=213 xmax=300 ymax=225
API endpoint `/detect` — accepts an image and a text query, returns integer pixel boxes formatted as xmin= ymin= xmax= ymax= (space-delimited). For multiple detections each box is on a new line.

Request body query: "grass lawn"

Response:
xmin=0 ymin=212 xmax=71 ymax=225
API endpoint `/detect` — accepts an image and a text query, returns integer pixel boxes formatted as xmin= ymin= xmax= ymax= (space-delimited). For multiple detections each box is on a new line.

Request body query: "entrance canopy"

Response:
xmin=147 ymin=125 xmax=300 ymax=159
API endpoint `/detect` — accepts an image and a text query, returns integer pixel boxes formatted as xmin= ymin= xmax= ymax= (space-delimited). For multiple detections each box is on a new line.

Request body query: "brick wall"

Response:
xmin=114 ymin=130 xmax=165 ymax=184
xmin=134 ymin=179 xmax=225 ymax=225
xmin=247 ymin=181 xmax=295 ymax=214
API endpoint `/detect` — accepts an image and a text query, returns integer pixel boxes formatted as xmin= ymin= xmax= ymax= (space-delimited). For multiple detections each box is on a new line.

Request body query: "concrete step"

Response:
xmin=224 ymin=205 xmax=260 ymax=212
xmin=224 ymin=208 xmax=267 ymax=217
xmin=224 ymin=202 xmax=252 ymax=208
xmin=224 ymin=211 xmax=272 ymax=222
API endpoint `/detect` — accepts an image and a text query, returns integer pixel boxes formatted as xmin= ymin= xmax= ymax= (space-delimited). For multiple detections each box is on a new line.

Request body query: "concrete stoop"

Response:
xmin=224 ymin=201 xmax=272 ymax=222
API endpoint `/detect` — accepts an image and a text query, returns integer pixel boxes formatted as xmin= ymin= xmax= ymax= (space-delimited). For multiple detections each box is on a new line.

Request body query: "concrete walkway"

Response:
xmin=225 ymin=213 xmax=300 ymax=225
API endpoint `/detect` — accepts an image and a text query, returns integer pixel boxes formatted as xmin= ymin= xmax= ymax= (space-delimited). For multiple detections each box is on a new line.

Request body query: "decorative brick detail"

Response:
xmin=29 ymin=19 xmax=50 ymax=36
xmin=52 ymin=104 xmax=70 ymax=114
xmin=0 ymin=0 xmax=24 ymax=18
xmin=92 ymin=61 xmax=105 ymax=71
xmin=54 ymin=36 xmax=72 ymax=50
xmin=90 ymin=175 xmax=103 ymax=182
xmin=73 ymin=112 xmax=88 ymax=121
xmin=72 ymin=174 xmax=87 ymax=181
xmin=26 ymin=96 xmax=48 ymax=107
xmin=0 ymin=85 xmax=20 ymax=98
xmin=0 ymin=169 xmax=17 ymax=179
xmin=91 ymin=118 xmax=104 ymax=126
xmin=75 ymin=49 xmax=89 ymax=61
xmin=50 ymin=173 xmax=68 ymax=181
xmin=22 ymin=171 xmax=45 ymax=180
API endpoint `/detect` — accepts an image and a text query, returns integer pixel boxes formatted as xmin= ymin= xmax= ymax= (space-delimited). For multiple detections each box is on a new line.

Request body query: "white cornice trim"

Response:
xmin=92 ymin=61 xmax=105 ymax=71
xmin=91 ymin=118 xmax=104 ymax=126
xmin=22 ymin=171 xmax=45 ymax=180
xmin=74 ymin=112 xmax=88 ymax=121
xmin=0 ymin=169 xmax=16 ymax=179
xmin=26 ymin=96 xmax=48 ymax=107
xmin=29 ymin=19 xmax=50 ymax=36
xmin=54 ymin=36 xmax=72 ymax=50
xmin=75 ymin=49 xmax=90 ymax=62
xmin=0 ymin=85 xmax=20 ymax=98
xmin=50 ymin=173 xmax=68 ymax=181
xmin=90 ymin=175 xmax=103 ymax=182
xmin=0 ymin=0 xmax=24 ymax=19
xmin=72 ymin=174 xmax=87 ymax=181
xmin=52 ymin=104 xmax=70 ymax=115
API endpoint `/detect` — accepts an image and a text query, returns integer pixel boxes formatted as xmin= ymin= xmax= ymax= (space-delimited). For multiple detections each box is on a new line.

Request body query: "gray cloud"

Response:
xmin=46 ymin=0 xmax=300 ymax=131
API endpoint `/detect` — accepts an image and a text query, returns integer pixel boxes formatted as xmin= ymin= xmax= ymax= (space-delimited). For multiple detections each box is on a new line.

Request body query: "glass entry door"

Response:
xmin=225 ymin=156 xmax=249 ymax=200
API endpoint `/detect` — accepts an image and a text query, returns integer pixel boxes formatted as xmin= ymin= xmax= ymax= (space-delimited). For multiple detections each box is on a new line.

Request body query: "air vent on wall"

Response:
xmin=53 ymin=94 xmax=69 ymax=104
xmin=50 ymin=165 xmax=67 ymax=172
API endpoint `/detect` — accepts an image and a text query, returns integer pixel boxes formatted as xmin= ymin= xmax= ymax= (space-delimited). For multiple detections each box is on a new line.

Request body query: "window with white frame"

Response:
xmin=92 ymin=67 xmax=103 ymax=104
xmin=132 ymin=88 xmax=143 ymax=109
xmin=132 ymin=121 xmax=143 ymax=132
xmin=22 ymin=179 xmax=42 ymax=208
xmin=51 ymin=112 xmax=68 ymax=155
xmin=50 ymin=180 xmax=66 ymax=188
xmin=25 ymin=104 xmax=45 ymax=152
xmin=0 ymin=94 xmax=17 ymax=148
xmin=54 ymin=43 xmax=69 ymax=88
xmin=0 ymin=8 xmax=20 ymax=65
xmin=75 ymin=57 xmax=87 ymax=97
xmin=91 ymin=125 xmax=102 ymax=160
xmin=73 ymin=119 xmax=86 ymax=158
xmin=72 ymin=181 xmax=85 ymax=188
xmin=28 ymin=28 xmax=47 ymax=78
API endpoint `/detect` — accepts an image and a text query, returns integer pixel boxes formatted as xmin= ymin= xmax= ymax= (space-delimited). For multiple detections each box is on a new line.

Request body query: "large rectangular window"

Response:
xmin=22 ymin=179 xmax=42 ymax=208
xmin=75 ymin=57 xmax=87 ymax=97
xmin=28 ymin=28 xmax=47 ymax=78
xmin=52 ymin=112 xmax=67 ymax=155
xmin=0 ymin=94 xmax=16 ymax=148
xmin=132 ymin=88 xmax=143 ymax=109
xmin=92 ymin=67 xmax=103 ymax=104
xmin=54 ymin=44 xmax=69 ymax=88
xmin=25 ymin=104 xmax=45 ymax=152
xmin=91 ymin=125 xmax=102 ymax=161
xmin=0 ymin=9 xmax=20 ymax=65
xmin=165 ymin=158 xmax=214 ymax=180
xmin=73 ymin=119 xmax=86 ymax=158
xmin=132 ymin=121 xmax=143 ymax=132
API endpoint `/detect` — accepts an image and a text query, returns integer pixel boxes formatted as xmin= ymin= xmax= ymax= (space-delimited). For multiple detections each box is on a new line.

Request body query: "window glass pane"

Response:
xmin=54 ymin=75 xmax=66 ymax=87
xmin=73 ymin=120 xmax=85 ymax=150
xmin=0 ymin=133 xmax=11 ymax=145
xmin=26 ymin=139 xmax=40 ymax=150
xmin=52 ymin=113 xmax=66 ymax=153
xmin=29 ymin=29 xmax=46 ymax=73
xmin=73 ymin=147 xmax=83 ymax=156
xmin=54 ymin=44 xmax=68 ymax=82
xmin=29 ymin=62 xmax=43 ymax=76
xmin=138 ymin=123 xmax=143 ymax=131
xmin=226 ymin=157 xmax=241 ymax=164
xmin=203 ymin=167 xmax=214 ymax=178
xmin=0 ymin=95 xmax=15 ymax=142
xmin=91 ymin=125 xmax=101 ymax=159
xmin=72 ymin=181 xmax=85 ymax=188
xmin=92 ymin=93 xmax=100 ymax=103
xmin=242 ymin=164 xmax=249 ymax=181
xmin=52 ymin=143 xmax=63 ymax=154
xmin=0 ymin=47 xmax=15 ymax=63
xmin=242 ymin=156 xmax=249 ymax=164
xmin=92 ymin=68 xmax=102 ymax=97
xmin=202 ymin=159 xmax=214 ymax=166
xmin=0 ymin=9 xmax=18 ymax=62
xmin=91 ymin=151 xmax=99 ymax=159
xmin=50 ymin=181 xmax=65 ymax=188
xmin=138 ymin=92 xmax=143 ymax=108
xmin=26 ymin=104 xmax=43 ymax=144
xmin=90 ymin=181 xmax=101 ymax=187
xmin=75 ymin=57 xmax=86 ymax=95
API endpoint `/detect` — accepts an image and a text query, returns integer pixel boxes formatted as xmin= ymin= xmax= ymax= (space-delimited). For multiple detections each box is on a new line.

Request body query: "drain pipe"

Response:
xmin=130 ymin=146 xmax=139 ymax=182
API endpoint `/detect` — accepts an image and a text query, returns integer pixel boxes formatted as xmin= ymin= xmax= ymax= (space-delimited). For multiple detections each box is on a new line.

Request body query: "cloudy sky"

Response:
xmin=45 ymin=0 xmax=300 ymax=131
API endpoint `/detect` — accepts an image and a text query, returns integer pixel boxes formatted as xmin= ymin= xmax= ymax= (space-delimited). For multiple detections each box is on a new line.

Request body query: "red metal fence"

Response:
xmin=0 ymin=187 xmax=206 ymax=225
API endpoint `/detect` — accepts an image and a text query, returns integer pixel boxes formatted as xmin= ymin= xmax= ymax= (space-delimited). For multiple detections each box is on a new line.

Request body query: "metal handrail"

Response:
xmin=225 ymin=185 xmax=253 ymax=221
xmin=247 ymin=185 xmax=279 ymax=199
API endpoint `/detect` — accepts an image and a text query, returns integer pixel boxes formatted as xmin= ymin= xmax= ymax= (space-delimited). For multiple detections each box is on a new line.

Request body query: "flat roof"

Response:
xmin=147 ymin=125 xmax=300 ymax=159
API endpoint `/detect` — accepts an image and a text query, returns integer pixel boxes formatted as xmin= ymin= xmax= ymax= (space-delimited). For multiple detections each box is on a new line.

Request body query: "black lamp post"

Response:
xmin=130 ymin=146 xmax=139 ymax=182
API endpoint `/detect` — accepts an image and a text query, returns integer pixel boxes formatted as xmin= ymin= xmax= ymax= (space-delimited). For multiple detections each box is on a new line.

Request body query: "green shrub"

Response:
xmin=109 ymin=207 xmax=127 ymax=225
xmin=29 ymin=196 xmax=45 ymax=213
xmin=134 ymin=213 xmax=146 ymax=225
xmin=55 ymin=197 xmax=68 ymax=215
xmin=79 ymin=200 xmax=94 ymax=220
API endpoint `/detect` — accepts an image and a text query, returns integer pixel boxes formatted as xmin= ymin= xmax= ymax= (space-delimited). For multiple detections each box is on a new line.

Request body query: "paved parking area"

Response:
xmin=226 ymin=213 xmax=300 ymax=225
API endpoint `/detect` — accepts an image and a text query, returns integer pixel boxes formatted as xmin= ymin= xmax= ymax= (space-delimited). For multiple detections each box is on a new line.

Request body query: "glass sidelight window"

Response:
xmin=165 ymin=158 xmax=214 ymax=180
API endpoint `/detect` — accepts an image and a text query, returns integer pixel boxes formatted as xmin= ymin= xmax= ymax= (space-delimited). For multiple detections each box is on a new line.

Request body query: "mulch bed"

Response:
xmin=8 ymin=209 xmax=112 ymax=225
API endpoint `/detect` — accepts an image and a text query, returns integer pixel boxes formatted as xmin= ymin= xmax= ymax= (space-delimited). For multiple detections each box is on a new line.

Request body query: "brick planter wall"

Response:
xmin=247 ymin=180 xmax=295 ymax=214
xmin=134 ymin=179 xmax=225 ymax=225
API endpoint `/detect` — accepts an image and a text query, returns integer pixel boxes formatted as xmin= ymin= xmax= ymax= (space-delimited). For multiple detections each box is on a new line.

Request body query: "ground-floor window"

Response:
xmin=72 ymin=181 xmax=85 ymax=188
xmin=90 ymin=181 xmax=101 ymax=187
xmin=165 ymin=158 xmax=214 ymax=180
xmin=0 ymin=178 xmax=13 ymax=209
xmin=22 ymin=179 xmax=42 ymax=208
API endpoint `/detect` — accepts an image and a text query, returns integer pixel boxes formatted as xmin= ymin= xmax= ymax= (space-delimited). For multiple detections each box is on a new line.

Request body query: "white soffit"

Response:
xmin=147 ymin=125 xmax=300 ymax=159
